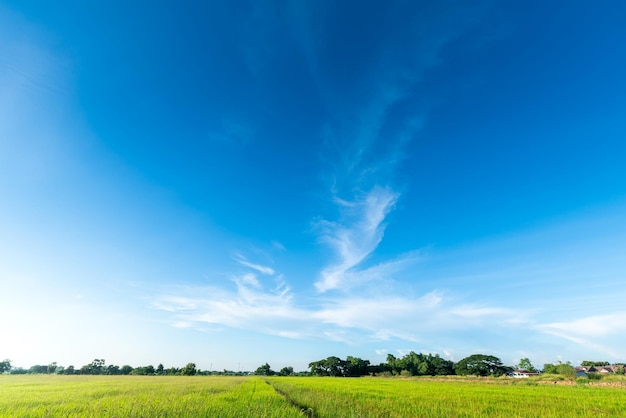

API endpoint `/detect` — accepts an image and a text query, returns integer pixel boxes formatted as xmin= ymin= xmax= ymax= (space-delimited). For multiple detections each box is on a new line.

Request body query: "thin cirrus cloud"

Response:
xmin=232 ymin=252 xmax=276 ymax=276
xmin=537 ymin=312 xmax=626 ymax=358
xmin=315 ymin=186 xmax=401 ymax=292
xmin=152 ymin=263 xmax=529 ymax=346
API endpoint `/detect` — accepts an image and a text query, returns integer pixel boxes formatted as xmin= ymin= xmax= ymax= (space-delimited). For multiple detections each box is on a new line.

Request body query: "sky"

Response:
xmin=1 ymin=0 xmax=626 ymax=372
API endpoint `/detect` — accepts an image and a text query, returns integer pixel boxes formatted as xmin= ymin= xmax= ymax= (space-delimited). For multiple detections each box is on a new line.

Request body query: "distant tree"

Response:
xmin=385 ymin=354 xmax=401 ymax=375
xmin=0 ymin=359 xmax=11 ymax=373
xmin=326 ymin=356 xmax=346 ymax=376
xmin=543 ymin=361 xmax=576 ymax=378
xmin=131 ymin=365 xmax=155 ymax=375
xmin=309 ymin=356 xmax=347 ymax=376
xmin=278 ymin=366 xmax=294 ymax=376
xmin=156 ymin=363 xmax=164 ymax=375
xmin=181 ymin=363 xmax=197 ymax=376
xmin=344 ymin=356 xmax=370 ymax=377
xmin=255 ymin=363 xmax=275 ymax=376
xmin=382 ymin=352 xmax=454 ymax=376
xmin=166 ymin=367 xmax=180 ymax=376
xmin=455 ymin=354 xmax=510 ymax=377
xmin=106 ymin=365 xmax=120 ymax=375
xmin=29 ymin=365 xmax=48 ymax=374
xmin=47 ymin=362 xmax=57 ymax=374
xmin=65 ymin=365 xmax=75 ymax=375
xmin=120 ymin=365 xmax=133 ymax=375
xmin=430 ymin=354 xmax=455 ymax=376
xmin=516 ymin=358 xmax=536 ymax=372
xmin=81 ymin=359 xmax=105 ymax=375
xmin=555 ymin=363 xmax=576 ymax=378
xmin=581 ymin=360 xmax=610 ymax=367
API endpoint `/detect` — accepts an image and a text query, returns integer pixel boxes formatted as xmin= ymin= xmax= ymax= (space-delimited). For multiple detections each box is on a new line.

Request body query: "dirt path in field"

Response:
xmin=262 ymin=379 xmax=315 ymax=417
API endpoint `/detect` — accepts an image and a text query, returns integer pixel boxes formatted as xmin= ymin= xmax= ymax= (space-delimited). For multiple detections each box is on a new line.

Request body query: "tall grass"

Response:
xmin=0 ymin=375 xmax=302 ymax=417
xmin=3 ymin=374 xmax=626 ymax=417
xmin=267 ymin=376 xmax=626 ymax=417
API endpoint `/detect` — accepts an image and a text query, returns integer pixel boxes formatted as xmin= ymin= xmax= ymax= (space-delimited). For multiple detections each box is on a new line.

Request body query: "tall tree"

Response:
xmin=181 ymin=363 xmax=197 ymax=376
xmin=278 ymin=366 xmax=294 ymax=376
xmin=516 ymin=358 xmax=536 ymax=371
xmin=255 ymin=363 xmax=275 ymax=376
xmin=0 ymin=359 xmax=11 ymax=373
xmin=455 ymin=354 xmax=510 ymax=377
xmin=345 ymin=356 xmax=370 ymax=377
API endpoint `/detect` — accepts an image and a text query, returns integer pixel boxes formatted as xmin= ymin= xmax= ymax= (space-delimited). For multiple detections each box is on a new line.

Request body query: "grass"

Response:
xmin=2 ymin=374 xmax=626 ymax=417
xmin=0 ymin=375 xmax=302 ymax=417
xmin=266 ymin=376 xmax=626 ymax=417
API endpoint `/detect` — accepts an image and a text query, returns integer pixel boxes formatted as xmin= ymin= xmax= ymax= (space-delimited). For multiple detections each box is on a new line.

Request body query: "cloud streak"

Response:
xmin=152 ymin=276 xmax=531 ymax=349
xmin=233 ymin=252 xmax=275 ymax=276
xmin=315 ymin=186 xmax=400 ymax=292
xmin=537 ymin=312 xmax=626 ymax=358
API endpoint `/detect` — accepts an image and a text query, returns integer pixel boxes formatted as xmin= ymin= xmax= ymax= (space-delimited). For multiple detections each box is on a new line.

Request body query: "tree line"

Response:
xmin=3 ymin=355 xmax=623 ymax=378
xmin=1 ymin=359 xmax=206 ymax=376
xmin=305 ymin=353 xmax=507 ymax=377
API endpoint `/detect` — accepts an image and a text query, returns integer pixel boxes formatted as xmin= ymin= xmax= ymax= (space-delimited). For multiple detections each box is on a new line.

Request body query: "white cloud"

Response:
xmin=233 ymin=252 xmax=275 ymax=275
xmin=537 ymin=312 xmax=626 ymax=359
xmin=315 ymin=186 xmax=399 ymax=292
xmin=152 ymin=279 xmax=530 ymax=351
xmin=539 ymin=312 xmax=626 ymax=337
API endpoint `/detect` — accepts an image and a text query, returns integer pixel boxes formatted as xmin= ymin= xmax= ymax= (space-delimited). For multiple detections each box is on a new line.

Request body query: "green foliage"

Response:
xmin=131 ymin=365 xmax=156 ymax=376
xmin=47 ymin=362 xmax=57 ymax=374
xmin=581 ymin=360 xmax=609 ymax=366
xmin=543 ymin=362 xmax=576 ymax=379
xmin=385 ymin=352 xmax=454 ymax=376
xmin=255 ymin=363 xmax=275 ymax=376
xmin=455 ymin=354 xmax=510 ymax=377
xmin=516 ymin=358 xmax=536 ymax=372
xmin=0 ymin=360 xmax=11 ymax=373
xmin=80 ymin=359 xmax=106 ymax=375
xmin=309 ymin=356 xmax=346 ymax=376
xmin=543 ymin=363 xmax=558 ymax=374
xmin=29 ymin=365 xmax=48 ymax=374
xmin=278 ymin=366 xmax=294 ymax=376
xmin=344 ymin=356 xmax=370 ymax=377
xmin=181 ymin=363 xmax=197 ymax=376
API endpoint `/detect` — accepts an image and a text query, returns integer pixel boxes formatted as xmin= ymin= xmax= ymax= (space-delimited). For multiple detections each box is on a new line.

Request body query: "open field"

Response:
xmin=2 ymin=375 xmax=626 ymax=417
xmin=267 ymin=376 xmax=626 ymax=417
xmin=0 ymin=375 xmax=302 ymax=417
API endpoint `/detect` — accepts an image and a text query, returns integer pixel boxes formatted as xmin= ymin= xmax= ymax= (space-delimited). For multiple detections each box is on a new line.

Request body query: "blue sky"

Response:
xmin=2 ymin=0 xmax=626 ymax=372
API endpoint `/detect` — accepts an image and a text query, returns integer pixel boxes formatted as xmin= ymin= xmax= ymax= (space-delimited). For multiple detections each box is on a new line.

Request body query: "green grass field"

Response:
xmin=2 ymin=375 xmax=626 ymax=417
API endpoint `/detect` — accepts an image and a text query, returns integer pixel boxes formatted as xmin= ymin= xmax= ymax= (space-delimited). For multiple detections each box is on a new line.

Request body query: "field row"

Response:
xmin=1 ymin=375 xmax=626 ymax=417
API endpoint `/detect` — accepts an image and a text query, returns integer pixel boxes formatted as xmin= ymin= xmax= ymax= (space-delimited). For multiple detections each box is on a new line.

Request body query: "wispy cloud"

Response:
xmin=315 ymin=186 xmax=400 ymax=292
xmin=152 ymin=276 xmax=304 ymax=333
xmin=537 ymin=312 xmax=626 ymax=359
xmin=233 ymin=252 xmax=275 ymax=276
xmin=152 ymin=279 xmax=529 ymax=348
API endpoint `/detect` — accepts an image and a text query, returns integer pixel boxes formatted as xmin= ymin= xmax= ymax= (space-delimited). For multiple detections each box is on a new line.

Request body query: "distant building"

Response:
xmin=509 ymin=369 xmax=540 ymax=378
xmin=575 ymin=365 xmax=625 ymax=377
